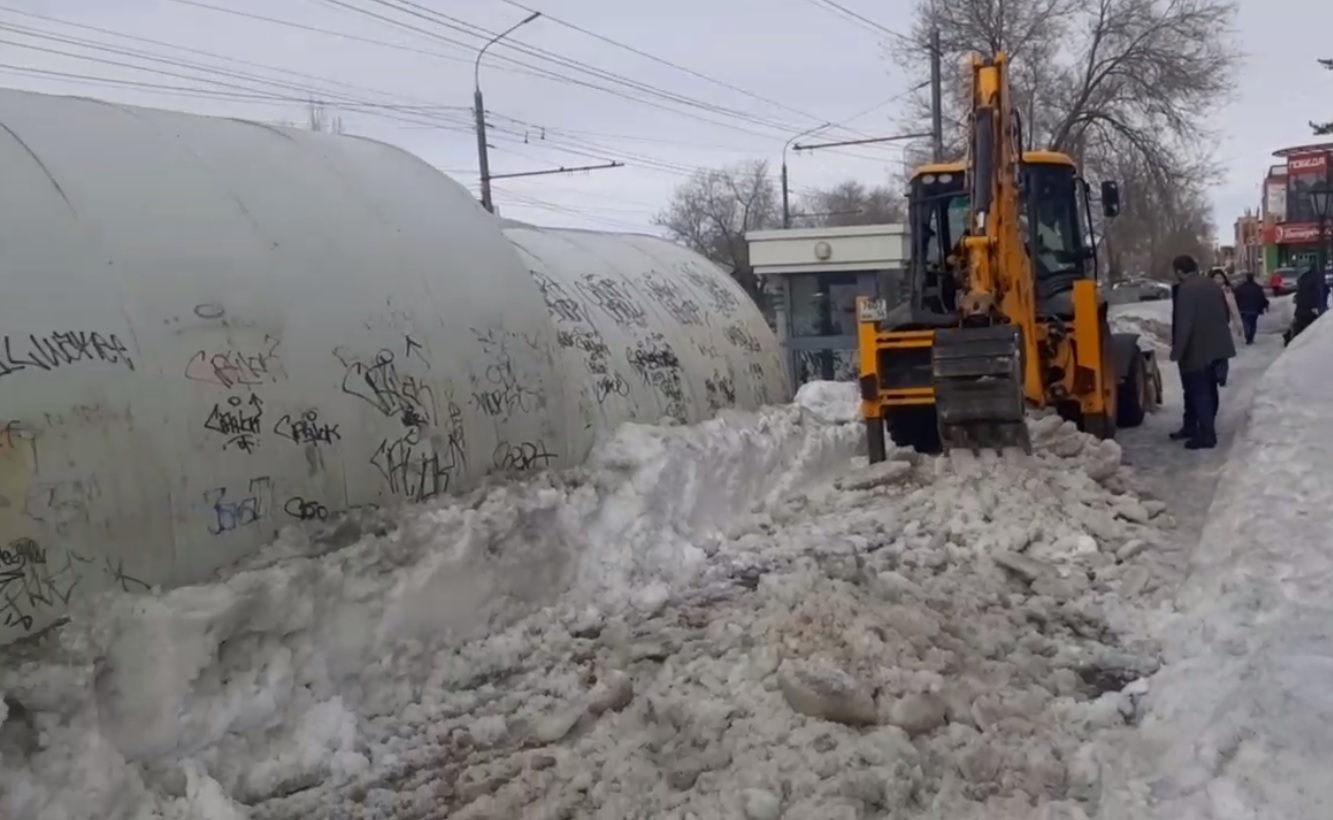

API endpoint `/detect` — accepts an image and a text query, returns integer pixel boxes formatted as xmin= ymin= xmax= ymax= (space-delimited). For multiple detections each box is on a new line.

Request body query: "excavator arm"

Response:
xmin=930 ymin=52 xmax=1035 ymax=452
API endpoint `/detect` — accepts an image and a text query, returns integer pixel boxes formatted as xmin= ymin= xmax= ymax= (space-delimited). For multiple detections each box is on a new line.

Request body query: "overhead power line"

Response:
xmin=0 ymin=6 xmax=467 ymax=114
xmin=313 ymin=0 xmax=850 ymax=143
xmin=488 ymin=161 xmax=624 ymax=181
xmin=800 ymin=0 xmax=920 ymax=47
xmin=0 ymin=8 xmax=485 ymax=133
xmin=795 ymin=131 xmax=935 ymax=152
xmin=490 ymin=0 xmax=871 ymax=138
xmin=158 ymin=0 xmax=919 ymax=163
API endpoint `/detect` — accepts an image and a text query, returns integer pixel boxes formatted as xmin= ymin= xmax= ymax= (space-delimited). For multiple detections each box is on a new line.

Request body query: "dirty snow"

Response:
xmin=0 ymin=383 xmax=1187 ymax=820
xmin=1113 ymin=312 xmax=1333 ymax=820
xmin=0 ymin=299 xmax=1311 ymax=820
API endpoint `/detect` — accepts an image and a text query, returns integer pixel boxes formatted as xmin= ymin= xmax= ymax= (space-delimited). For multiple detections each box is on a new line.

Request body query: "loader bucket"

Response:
xmin=931 ymin=324 xmax=1032 ymax=453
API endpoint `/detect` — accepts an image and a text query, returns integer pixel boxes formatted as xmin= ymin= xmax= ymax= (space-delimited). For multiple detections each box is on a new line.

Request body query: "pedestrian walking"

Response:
xmin=1169 ymin=255 xmax=1236 ymax=450
xmin=1288 ymin=263 xmax=1325 ymax=344
xmin=1231 ymin=272 xmax=1268 ymax=345
xmin=1210 ymin=269 xmax=1244 ymax=340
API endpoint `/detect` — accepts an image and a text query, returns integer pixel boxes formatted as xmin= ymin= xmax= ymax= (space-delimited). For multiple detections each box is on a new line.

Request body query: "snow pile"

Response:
xmin=0 ymin=399 xmax=860 ymax=820
xmin=1110 ymin=300 xmax=1174 ymax=354
xmin=1124 ymin=313 xmax=1333 ymax=819
xmin=239 ymin=414 xmax=1166 ymax=820
xmin=794 ymin=379 xmax=861 ymax=424
xmin=0 ymin=409 xmax=1177 ymax=820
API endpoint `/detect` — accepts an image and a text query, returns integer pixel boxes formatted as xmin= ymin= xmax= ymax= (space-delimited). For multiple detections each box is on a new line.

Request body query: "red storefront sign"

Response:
xmin=1287 ymin=153 xmax=1328 ymax=175
xmin=1274 ymin=222 xmax=1333 ymax=243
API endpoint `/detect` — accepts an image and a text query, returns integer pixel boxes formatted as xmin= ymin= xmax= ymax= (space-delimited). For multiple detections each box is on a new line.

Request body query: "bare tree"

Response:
xmin=655 ymin=160 xmax=780 ymax=297
xmin=799 ymin=180 xmax=906 ymax=227
xmin=1313 ymin=58 xmax=1333 ymax=135
xmin=1101 ymin=151 xmax=1216 ymax=279
xmin=887 ymin=0 xmax=1235 ymax=285
xmin=891 ymin=0 xmax=1238 ymax=198
xmin=277 ymin=100 xmax=346 ymax=134
xmin=306 ymin=101 xmax=345 ymax=134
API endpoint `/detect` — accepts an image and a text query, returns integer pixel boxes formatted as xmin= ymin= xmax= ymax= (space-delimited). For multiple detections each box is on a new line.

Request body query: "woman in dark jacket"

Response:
xmin=1231 ymin=273 xmax=1268 ymax=345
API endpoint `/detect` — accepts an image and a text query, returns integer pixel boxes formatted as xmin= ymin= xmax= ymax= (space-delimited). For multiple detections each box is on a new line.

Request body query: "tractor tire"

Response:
xmin=1116 ymin=352 xmax=1149 ymax=428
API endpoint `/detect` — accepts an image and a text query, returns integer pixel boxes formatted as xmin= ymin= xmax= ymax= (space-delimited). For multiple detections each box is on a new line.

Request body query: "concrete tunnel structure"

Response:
xmin=0 ymin=88 xmax=789 ymax=644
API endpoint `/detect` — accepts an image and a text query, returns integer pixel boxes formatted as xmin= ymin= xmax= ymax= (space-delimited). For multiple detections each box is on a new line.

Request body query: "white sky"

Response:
xmin=0 ymin=0 xmax=1328 ymax=240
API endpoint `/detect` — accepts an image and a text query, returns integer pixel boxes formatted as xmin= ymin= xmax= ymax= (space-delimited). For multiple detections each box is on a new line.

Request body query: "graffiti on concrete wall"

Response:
xmin=641 ymin=272 xmax=705 ymax=327
xmin=0 ymin=330 xmax=136 ymax=381
xmin=469 ymin=328 xmax=546 ymax=421
xmin=0 ymin=537 xmax=88 ymax=631
xmin=528 ymin=250 xmax=781 ymax=425
xmin=272 ymin=410 xmax=341 ymax=446
xmin=203 ymin=475 xmax=272 ymax=536
xmin=704 ymin=371 xmax=737 ymax=412
xmin=0 ymin=421 xmax=150 ymax=636
xmin=493 ymin=440 xmax=558 ymax=472
xmin=577 ymin=274 xmax=649 ymax=329
xmin=628 ymin=332 xmax=687 ymax=422
xmin=0 ymin=537 xmax=151 ymax=633
xmin=336 ymin=342 xmax=468 ymax=505
xmin=185 ymin=335 xmax=284 ymax=389
xmin=203 ymin=394 xmax=265 ymax=453
xmin=531 ymin=270 xmax=632 ymax=409
xmin=338 ymin=346 xmax=439 ymax=428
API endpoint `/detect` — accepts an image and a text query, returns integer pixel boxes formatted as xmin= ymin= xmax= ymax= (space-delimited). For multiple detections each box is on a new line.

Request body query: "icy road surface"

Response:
xmin=0 ymin=299 xmax=1301 ymax=820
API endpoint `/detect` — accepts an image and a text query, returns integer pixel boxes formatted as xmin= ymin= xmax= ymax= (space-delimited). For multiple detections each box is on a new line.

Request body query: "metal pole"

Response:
xmin=473 ymin=88 xmax=493 ymax=212
xmin=782 ymin=122 xmax=832 ymax=229
xmin=473 ymin=11 xmax=540 ymax=213
xmin=781 ymin=161 xmax=791 ymax=229
xmin=929 ymin=27 xmax=944 ymax=162
xmin=1321 ymin=212 xmax=1328 ymax=287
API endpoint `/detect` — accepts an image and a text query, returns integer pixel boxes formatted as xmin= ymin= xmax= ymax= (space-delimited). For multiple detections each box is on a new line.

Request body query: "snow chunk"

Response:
xmin=794 ymin=379 xmax=861 ymax=423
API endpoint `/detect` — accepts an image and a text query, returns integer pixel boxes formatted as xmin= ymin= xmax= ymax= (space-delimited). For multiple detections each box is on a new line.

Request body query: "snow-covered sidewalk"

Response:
xmin=1119 ymin=311 xmax=1333 ymax=819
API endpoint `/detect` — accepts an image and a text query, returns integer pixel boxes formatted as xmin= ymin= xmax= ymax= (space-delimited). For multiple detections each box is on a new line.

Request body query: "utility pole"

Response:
xmin=474 ymin=11 xmax=541 ymax=213
xmin=783 ymin=122 xmax=832 ymax=228
xmin=929 ymin=27 xmax=944 ymax=162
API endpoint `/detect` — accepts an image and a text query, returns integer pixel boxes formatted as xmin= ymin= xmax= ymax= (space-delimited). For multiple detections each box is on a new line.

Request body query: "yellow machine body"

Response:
xmin=856 ymin=53 xmax=1160 ymax=457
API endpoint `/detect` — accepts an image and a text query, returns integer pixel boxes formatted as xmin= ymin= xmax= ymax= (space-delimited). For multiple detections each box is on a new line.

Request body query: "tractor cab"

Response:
xmin=891 ymin=154 xmax=1109 ymax=329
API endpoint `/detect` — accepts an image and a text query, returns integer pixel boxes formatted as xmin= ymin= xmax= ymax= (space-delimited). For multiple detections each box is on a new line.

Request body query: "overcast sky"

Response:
xmin=1 ymin=0 xmax=1329 ymax=240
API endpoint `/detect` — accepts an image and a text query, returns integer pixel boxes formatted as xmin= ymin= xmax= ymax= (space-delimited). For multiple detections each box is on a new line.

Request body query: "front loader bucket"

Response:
xmin=931 ymin=324 xmax=1031 ymax=453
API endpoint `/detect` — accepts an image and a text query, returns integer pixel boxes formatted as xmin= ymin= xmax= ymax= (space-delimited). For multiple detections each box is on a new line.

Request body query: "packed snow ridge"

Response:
xmin=2 ymin=382 xmax=1183 ymax=819
xmin=1109 ymin=312 xmax=1333 ymax=819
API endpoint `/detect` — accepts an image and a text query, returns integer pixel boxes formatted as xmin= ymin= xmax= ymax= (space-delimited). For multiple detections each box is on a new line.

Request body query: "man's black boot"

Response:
xmin=1169 ymin=428 xmax=1195 ymax=440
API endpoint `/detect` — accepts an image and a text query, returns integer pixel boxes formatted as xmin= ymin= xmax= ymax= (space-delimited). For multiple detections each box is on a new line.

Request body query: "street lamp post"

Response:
xmin=1311 ymin=186 xmax=1333 ymax=280
xmin=474 ymin=12 xmax=541 ymax=213
xmin=782 ymin=122 xmax=831 ymax=229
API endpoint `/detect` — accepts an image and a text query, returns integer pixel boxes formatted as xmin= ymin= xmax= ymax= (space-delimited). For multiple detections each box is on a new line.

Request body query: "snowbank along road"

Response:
xmin=0 ymin=298 xmax=1300 ymax=819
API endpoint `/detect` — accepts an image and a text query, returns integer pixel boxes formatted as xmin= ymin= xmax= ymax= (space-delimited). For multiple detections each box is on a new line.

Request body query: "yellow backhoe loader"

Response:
xmin=856 ymin=51 xmax=1162 ymax=459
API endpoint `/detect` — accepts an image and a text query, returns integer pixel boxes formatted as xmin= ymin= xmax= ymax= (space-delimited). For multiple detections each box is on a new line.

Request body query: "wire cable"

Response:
xmin=0 ymin=19 xmax=481 ymax=132
xmin=319 ymin=0 xmax=826 ymax=139
xmin=490 ymin=0 xmax=874 ymax=138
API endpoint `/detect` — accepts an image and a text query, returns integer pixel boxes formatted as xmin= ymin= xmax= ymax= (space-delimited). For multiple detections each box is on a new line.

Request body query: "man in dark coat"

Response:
xmin=1231 ymin=272 xmax=1268 ymax=345
xmin=1291 ymin=264 xmax=1325 ymax=342
xmin=1169 ymin=255 xmax=1237 ymax=449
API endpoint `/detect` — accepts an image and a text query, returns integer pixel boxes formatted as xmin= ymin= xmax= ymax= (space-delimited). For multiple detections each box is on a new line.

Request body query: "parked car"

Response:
xmin=1109 ymin=279 xmax=1171 ymax=302
xmin=1270 ymin=267 xmax=1299 ymax=296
